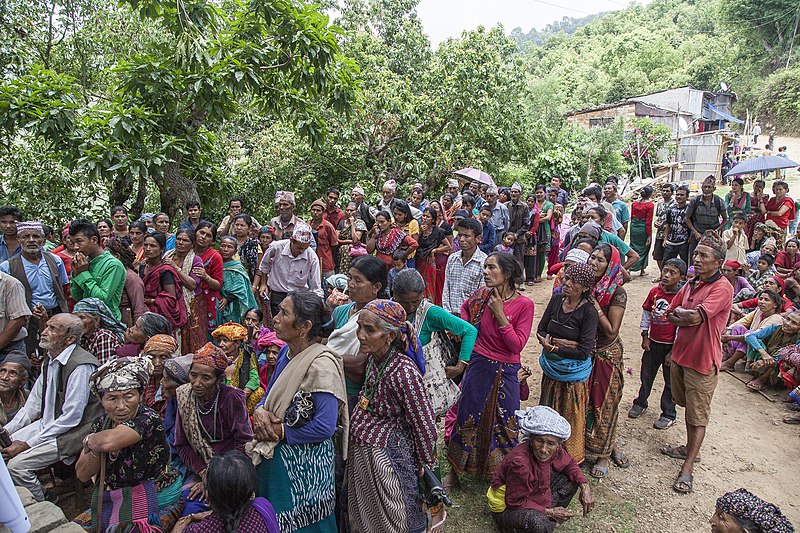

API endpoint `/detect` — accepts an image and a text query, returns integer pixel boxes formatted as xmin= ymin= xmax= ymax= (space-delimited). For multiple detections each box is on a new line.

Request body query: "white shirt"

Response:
xmin=6 ymin=344 xmax=94 ymax=449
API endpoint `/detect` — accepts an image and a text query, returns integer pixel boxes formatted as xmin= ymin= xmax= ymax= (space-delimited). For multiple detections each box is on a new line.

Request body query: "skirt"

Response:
xmin=629 ymin=218 xmax=650 ymax=272
xmin=416 ymin=255 xmax=441 ymax=304
xmin=447 ymin=352 xmax=520 ymax=479
xmin=180 ymin=296 xmax=208 ymax=354
xmin=434 ymin=254 xmax=448 ymax=307
xmin=347 ymin=431 xmax=426 ymax=533
xmin=257 ymin=439 xmax=337 ymax=533
xmin=539 ymin=376 xmax=588 ymax=464
xmin=585 ymin=339 xmax=624 ymax=460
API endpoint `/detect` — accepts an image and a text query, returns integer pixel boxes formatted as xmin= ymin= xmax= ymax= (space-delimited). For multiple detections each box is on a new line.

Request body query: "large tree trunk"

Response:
xmin=152 ymin=152 xmax=200 ymax=221
xmin=130 ymin=174 xmax=147 ymax=219
xmin=109 ymin=174 xmax=135 ymax=209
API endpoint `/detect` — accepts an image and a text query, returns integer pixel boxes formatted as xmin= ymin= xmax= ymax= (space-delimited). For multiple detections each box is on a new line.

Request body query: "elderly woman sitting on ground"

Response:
xmin=141 ymin=333 xmax=178 ymax=416
xmin=713 ymin=488 xmax=794 ymax=532
xmin=487 ymin=406 xmax=594 ymax=533
xmin=74 ymin=356 xmax=183 ymax=532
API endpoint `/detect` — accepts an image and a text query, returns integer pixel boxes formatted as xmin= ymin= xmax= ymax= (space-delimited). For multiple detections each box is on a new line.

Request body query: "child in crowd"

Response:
xmin=629 ymin=258 xmax=687 ymax=430
xmin=387 ymin=249 xmax=408 ymax=296
xmin=495 ymin=231 xmax=516 ymax=254
xmin=746 ymin=253 xmax=777 ymax=293
xmin=722 ymin=214 xmax=748 ymax=264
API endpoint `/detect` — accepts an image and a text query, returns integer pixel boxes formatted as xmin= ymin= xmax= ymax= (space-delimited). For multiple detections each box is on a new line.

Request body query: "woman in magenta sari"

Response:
xmin=445 ymin=252 xmax=535 ymax=487
xmin=142 ymin=232 xmax=188 ymax=330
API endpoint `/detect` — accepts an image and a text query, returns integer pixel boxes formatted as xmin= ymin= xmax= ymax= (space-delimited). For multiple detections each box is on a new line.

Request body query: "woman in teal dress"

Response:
xmin=217 ymin=236 xmax=258 ymax=325
xmin=724 ymin=177 xmax=752 ymax=231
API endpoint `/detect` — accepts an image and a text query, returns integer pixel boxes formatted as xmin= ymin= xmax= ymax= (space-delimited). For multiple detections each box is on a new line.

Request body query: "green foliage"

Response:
xmin=753 ymin=67 xmax=800 ymax=134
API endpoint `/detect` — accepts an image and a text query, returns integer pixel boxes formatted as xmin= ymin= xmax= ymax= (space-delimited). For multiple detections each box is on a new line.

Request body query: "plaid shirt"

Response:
xmin=442 ymin=249 xmax=487 ymax=314
xmin=81 ymin=327 xmax=123 ymax=364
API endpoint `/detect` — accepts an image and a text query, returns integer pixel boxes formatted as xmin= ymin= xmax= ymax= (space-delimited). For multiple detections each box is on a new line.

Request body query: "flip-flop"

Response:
xmin=589 ymin=463 xmax=608 ymax=479
xmin=659 ymin=444 xmax=701 ymax=463
xmin=783 ymin=413 xmax=800 ymax=425
xmin=672 ymin=472 xmax=693 ymax=494
xmin=611 ymin=449 xmax=630 ymax=468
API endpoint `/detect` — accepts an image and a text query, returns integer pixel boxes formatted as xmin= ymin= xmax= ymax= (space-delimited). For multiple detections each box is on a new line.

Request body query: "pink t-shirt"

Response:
xmin=669 ymin=272 xmax=733 ymax=375
xmin=461 ymin=294 xmax=534 ymax=364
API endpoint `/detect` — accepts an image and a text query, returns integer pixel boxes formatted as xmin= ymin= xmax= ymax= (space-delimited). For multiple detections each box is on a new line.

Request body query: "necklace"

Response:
xmin=195 ymin=388 xmax=222 ymax=443
xmin=359 ymin=348 xmax=396 ymax=412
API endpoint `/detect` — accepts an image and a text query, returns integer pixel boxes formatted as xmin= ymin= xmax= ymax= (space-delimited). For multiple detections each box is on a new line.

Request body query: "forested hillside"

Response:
xmin=0 ymin=0 xmax=798 ymax=225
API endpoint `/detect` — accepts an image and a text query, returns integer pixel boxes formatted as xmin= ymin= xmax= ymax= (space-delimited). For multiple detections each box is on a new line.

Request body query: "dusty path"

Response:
xmin=517 ymin=264 xmax=800 ymax=532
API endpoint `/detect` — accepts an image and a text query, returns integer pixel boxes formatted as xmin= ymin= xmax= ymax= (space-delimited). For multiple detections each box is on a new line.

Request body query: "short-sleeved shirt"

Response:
xmin=611 ymin=199 xmax=630 ymax=225
xmin=665 ymin=203 xmax=689 ymax=245
xmin=687 ymin=194 xmax=726 ymax=233
xmin=0 ymin=272 xmax=31 ymax=343
xmin=259 ymin=240 xmax=322 ymax=297
xmin=643 ymin=285 xmax=678 ymax=344
xmin=0 ymin=254 xmax=68 ymax=309
xmin=90 ymin=404 xmax=178 ymax=491
xmin=599 ymin=231 xmax=631 ymax=257
xmin=669 ymin=271 xmax=733 ymax=375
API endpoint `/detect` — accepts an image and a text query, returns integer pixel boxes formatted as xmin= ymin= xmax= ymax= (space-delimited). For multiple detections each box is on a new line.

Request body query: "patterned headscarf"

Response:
xmin=107 ymin=235 xmax=136 ymax=265
xmin=212 ymin=321 xmax=248 ymax=342
xmin=564 ymin=248 xmax=590 ymax=265
xmin=259 ymin=225 xmax=276 ymax=236
xmin=255 ymin=328 xmax=286 ymax=351
xmin=591 ymin=245 xmax=623 ymax=308
xmin=362 ymin=299 xmax=425 ymax=374
xmin=142 ymin=334 xmax=178 ymax=355
xmin=565 ymin=262 xmax=595 ymax=290
xmin=516 ymin=406 xmax=571 ymax=441
xmin=91 ymin=356 xmax=153 ymax=397
xmin=73 ymin=298 xmax=126 ymax=336
xmin=716 ymin=489 xmax=794 ymax=533
xmin=164 ymin=354 xmax=193 ymax=385
xmin=292 ymin=222 xmax=313 ymax=244
xmin=192 ymin=342 xmax=228 ymax=372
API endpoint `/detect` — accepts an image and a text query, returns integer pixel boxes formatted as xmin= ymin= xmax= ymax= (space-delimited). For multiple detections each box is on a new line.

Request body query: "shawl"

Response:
xmin=220 ymin=260 xmax=258 ymax=323
xmin=591 ymin=246 xmax=623 ymax=308
xmin=163 ymin=248 xmax=199 ymax=310
xmin=248 ymin=343 xmax=348 ymax=462
xmin=375 ymin=227 xmax=406 ymax=255
xmin=463 ymin=286 xmax=493 ymax=331
xmin=73 ymin=298 xmax=127 ymax=337
xmin=176 ymin=383 xmax=214 ymax=466
xmin=143 ymin=262 xmax=188 ymax=329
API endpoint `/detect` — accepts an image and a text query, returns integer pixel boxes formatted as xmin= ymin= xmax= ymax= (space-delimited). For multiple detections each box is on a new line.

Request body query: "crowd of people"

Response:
xmin=0 ymin=170 xmax=795 ymax=532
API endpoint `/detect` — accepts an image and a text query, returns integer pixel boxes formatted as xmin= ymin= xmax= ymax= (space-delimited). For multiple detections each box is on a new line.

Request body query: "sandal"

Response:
xmin=429 ymin=508 xmax=447 ymax=533
xmin=659 ymin=444 xmax=701 ymax=463
xmin=611 ymin=449 xmax=630 ymax=468
xmin=783 ymin=413 xmax=800 ymax=425
xmin=672 ymin=472 xmax=693 ymax=494
xmin=746 ymin=380 xmax=765 ymax=391
xmin=589 ymin=463 xmax=608 ymax=479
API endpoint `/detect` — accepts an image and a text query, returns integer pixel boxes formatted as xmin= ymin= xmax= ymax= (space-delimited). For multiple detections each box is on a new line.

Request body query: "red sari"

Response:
xmin=143 ymin=263 xmax=188 ymax=329
xmin=197 ymin=248 xmax=224 ymax=333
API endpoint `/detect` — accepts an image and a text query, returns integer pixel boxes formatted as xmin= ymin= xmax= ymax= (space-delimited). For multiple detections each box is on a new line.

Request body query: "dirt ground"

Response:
xmin=447 ymin=138 xmax=800 ymax=532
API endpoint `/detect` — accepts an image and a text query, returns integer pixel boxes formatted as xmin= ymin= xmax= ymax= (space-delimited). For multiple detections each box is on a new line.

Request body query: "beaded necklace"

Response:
xmin=359 ymin=348 xmax=396 ymax=412
xmin=195 ymin=387 xmax=222 ymax=443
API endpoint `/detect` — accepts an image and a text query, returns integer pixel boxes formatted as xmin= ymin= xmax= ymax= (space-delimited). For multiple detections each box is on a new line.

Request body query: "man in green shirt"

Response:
xmin=68 ymin=219 xmax=126 ymax=321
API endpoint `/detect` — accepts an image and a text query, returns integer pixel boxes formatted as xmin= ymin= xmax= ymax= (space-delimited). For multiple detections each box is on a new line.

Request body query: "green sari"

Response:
xmin=217 ymin=259 xmax=258 ymax=325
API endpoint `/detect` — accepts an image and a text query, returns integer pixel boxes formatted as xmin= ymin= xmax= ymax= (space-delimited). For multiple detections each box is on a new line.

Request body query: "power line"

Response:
xmin=788 ymin=5 xmax=800 ymax=68
xmin=529 ymin=0 xmax=591 ymax=16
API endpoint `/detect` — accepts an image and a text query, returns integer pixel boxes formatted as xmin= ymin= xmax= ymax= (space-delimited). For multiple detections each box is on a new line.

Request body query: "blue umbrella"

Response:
xmin=724 ymin=155 xmax=799 ymax=177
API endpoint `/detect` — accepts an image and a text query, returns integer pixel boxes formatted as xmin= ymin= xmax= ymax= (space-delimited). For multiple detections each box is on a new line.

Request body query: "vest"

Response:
xmin=8 ymin=253 xmax=68 ymax=312
xmin=39 ymin=346 xmax=102 ymax=459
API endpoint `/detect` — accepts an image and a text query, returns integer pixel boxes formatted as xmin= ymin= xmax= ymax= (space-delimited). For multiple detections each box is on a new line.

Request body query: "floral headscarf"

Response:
xmin=192 ymin=342 xmax=228 ymax=372
xmin=362 ymin=299 xmax=425 ymax=374
xmin=73 ymin=297 xmax=126 ymax=336
xmin=591 ymin=245 xmax=623 ymax=308
xmin=142 ymin=334 xmax=178 ymax=355
xmin=716 ymin=489 xmax=794 ymax=533
xmin=91 ymin=356 xmax=153 ymax=397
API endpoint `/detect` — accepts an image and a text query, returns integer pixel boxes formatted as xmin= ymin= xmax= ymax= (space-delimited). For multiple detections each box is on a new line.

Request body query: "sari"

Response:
xmin=415 ymin=226 xmax=446 ymax=303
xmin=629 ymin=200 xmax=653 ymax=273
xmin=585 ymin=247 xmax=626 ymax=460
xmin=197 ymin=248 xmax=224 ymax=333
xmin=723 ymin=191 xmax=751 ymax=230
xmin=164 ymin=250 xmax=208 ymax=354
xmin=230 ymin=345 xmax=264 ymax=415
xmin=143 ymin=263 xmax=188 ymax=329
xmin=218 ymin=259 xmax=259 ymax=326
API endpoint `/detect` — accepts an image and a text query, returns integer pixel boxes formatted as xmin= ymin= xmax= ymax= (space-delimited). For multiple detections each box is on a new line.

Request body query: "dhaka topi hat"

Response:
xmin=564 ymin=248 xmax=590 ymax=265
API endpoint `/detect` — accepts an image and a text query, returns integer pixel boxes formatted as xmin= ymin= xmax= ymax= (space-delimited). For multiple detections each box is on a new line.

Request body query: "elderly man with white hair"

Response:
xmin=0 ymin=221 xmax=69 ymax=356
xmin=487 ymin=406 xmax=594 ymax=533
xmin=1 ymin=313 xmax=101 ymax=501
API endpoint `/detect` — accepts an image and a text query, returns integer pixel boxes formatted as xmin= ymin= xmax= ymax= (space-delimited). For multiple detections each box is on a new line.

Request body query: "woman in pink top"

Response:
xmin=444 ymin=252 xmax=535 ymax=487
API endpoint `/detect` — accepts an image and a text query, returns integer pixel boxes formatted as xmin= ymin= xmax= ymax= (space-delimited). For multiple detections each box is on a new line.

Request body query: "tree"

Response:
xmin=0 ymin=0 xmax=357 ymax=219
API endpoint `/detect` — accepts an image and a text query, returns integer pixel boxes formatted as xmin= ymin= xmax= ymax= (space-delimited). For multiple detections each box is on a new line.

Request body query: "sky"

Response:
xmin=417 ymin=0 xmax=652 ymax=47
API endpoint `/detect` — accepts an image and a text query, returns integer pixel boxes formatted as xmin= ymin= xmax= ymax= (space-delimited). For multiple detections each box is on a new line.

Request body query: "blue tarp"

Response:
xmin=706 ymin=102 xmax=744 ymax=124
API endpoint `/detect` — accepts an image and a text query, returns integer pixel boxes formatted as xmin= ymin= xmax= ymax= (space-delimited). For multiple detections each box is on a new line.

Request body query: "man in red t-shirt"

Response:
xmin=662 ymin=232 xmax=732 ymax=494
xmin=629 ymin=258 xmax=687 ymax=429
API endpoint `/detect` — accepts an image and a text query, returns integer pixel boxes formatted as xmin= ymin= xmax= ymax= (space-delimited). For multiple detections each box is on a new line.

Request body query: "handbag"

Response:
xmin=415 ymin=300 xmax=461 ymax=416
